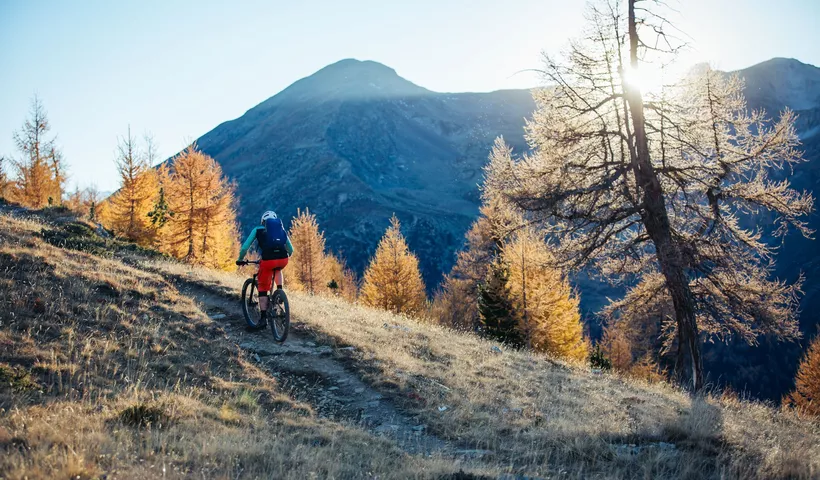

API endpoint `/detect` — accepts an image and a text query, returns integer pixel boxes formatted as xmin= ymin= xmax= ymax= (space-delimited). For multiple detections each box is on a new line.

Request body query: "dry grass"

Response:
xmin=0 ymin=213 xmax=457 ymax=479
xmin=143 ymin=258 xmax=820 ymax=479
xmin=4 ymin=208 xmax=820 ymax=479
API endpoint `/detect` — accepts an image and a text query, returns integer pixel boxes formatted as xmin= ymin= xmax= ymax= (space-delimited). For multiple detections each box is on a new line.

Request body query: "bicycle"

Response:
xmin=238 ymin=260 xmax=290 ymax=342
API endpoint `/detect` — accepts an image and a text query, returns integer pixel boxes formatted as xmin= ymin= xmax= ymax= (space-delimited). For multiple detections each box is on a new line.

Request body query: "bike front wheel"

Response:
xmin=241 ymin=278 xmax=263 ymax=328
xmin=269 ymin=289 xmax=290 ymax=343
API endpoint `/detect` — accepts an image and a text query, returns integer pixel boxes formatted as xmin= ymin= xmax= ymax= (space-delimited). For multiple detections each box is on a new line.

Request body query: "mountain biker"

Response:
xmin=236 ymin=211 xmax=294 ymax=332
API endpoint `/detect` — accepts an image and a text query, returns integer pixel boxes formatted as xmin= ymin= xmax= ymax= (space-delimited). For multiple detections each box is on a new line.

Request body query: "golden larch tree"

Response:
xmin=433 ymin=197 xmax=521 ymax=330
xmin=501 ymin=229 xmax=589 ymax=361
xmin=288 ymin=208 xmax=329 ymax=294
xmin=361 ymin=215 xmax=427 ymax=316
xmin=325 ymin=253 xmax=359 ymax=302
xmin=102 ymin=127 xmax=159 ymax=245
xmin=164 ymin=144 xmax=238 ymax=270
xmin=787 ymin=335 xmax=820 ymax=416
xmin=8 ymin=97 xmax=65 ymax=208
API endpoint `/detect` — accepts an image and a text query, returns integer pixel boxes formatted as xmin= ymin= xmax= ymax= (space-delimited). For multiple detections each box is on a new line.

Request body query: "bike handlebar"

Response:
xmin=236 ymin=260 xmax=261 ymax=266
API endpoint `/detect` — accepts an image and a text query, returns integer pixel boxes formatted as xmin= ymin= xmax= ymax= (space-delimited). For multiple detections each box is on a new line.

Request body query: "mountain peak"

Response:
xmin=737 ymin=57 xmax=820 ymax=112
xmin=265 ymin=59 xmax=430 ymax=107
xmin=319 ymin=58 xmax=399 ymax=76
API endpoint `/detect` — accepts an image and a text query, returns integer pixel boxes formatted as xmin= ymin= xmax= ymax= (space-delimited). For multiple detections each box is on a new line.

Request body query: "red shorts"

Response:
xmin=258 ymin=258 xmax=288 ymax=292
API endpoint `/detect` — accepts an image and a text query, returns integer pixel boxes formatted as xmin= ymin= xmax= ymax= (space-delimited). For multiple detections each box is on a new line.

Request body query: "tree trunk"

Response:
xmin=626 ymin=0 xmax=703 ymax=391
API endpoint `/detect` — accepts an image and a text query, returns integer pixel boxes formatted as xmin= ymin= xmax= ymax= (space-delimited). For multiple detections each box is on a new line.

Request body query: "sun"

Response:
xmin=623 ymin=65 xmax=666 ymax=95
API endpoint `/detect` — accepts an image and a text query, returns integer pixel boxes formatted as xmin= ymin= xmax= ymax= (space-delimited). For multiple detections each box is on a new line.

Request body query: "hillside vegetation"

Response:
xmin=2 ymin=207 xmax=819 ymax=479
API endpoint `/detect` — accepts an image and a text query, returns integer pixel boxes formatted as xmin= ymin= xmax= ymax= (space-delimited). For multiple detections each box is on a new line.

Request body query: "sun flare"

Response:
xmin=623 ymin=65 xmax=666 ymax=94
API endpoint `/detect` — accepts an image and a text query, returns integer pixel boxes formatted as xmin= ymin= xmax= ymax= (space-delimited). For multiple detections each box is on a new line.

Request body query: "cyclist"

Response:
xmin=236 ymin=211 xmax=294 ymax=332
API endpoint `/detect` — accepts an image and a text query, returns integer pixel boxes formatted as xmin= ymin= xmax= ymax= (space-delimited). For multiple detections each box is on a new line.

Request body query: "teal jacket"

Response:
xmin=237 ymin=226 xmax=294 ymax=261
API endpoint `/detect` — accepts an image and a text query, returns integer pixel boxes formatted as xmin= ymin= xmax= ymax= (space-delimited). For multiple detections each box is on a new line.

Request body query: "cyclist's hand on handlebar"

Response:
xmin=235 ymin=260 xmax=245 ymax=266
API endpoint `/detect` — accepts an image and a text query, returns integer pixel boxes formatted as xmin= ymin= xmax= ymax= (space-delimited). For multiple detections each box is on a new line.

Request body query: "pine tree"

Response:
xmin=163 ymin=144 xmax=238 ymax=270
xmin=501 ymin=230 xmax=588 ymax=361
xmin=8 ymin=97 xmax=65 ymax=208
xmin=147 ymin=186 xmax=172 ymax=228
xmin=288 ymin=208 xmax=329 ymax=294
xmin=787 ymin=335 xmax=820 ymax=416
xmin=325 ymin=253 xmax=358 ymax=302
xmin=103 ymin=127 xmax=158 ymax=244
xmin=360 ymin=215 xmax=427 ymax=316
xmin=477 ymin=262 xmax=522 ymax=347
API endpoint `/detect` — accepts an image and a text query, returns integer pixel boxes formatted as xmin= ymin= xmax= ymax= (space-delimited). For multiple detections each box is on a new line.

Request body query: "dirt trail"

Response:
xmin=169 ymin=278 xmax=462 ymax=458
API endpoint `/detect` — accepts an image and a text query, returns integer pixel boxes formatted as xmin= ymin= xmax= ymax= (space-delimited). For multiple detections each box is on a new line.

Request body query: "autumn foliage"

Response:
xmin=288 ymin=208 xmax=329 ymax=294
xmin=100 ymin=129 xmax=159 ymax=244
xmin=500 ymin=230 xmax=588 ymax=361
xmin=435 ymin=195 xmax=589 ymax=362
xmin=5 ymin=97 xmax=67 ymax=208
xmin=360 ymin=215 xmax=427 ymax=316
xmin=161 ymin=145 xmax=238 ymax=270
xmin=787 ymin=335 xmax=820 ymax=416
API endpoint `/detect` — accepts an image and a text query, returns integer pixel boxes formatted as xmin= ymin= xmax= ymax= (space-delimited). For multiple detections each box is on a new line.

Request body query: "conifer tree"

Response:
xmin=434 ymin=197 xmax=521 ymax=330
xmin=501 ymin=230 xmax=588 ymax=361
xmin=325 ymin=253 xmax=358 ymax=302
xmin=164 ymin=144 xmax=238 ymax=270
xmin=484 ymin=0 xmax=811 ymax=389
xmin=787 ymin=335 xmax=820 ymax=416
xmin=477 ymin=262 xmax=522 ymax=347
xmin=361 ymin=215 xmax=427 ymax=316
xmin=8 ymin=97 xmax=65 ymax=208
xmin=147 ymin=186 xmax=172 ymax=228
xmin=103 ymin=127 xmax=158 ymax=244
xmin=288 ymin=208 xmax=329 ymax=294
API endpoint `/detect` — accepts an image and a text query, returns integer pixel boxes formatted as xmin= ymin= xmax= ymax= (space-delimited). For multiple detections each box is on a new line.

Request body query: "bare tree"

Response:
xmin=485 ymin=0 xmax=812 ymax=390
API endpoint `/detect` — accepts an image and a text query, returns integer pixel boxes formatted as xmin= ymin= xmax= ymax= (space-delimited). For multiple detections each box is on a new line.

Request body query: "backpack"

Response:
xmin=257 ymin=217 xmax=289 ymax=259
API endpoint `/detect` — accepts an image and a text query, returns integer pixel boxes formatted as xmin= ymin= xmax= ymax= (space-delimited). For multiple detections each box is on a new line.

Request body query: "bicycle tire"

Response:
xmin=241 ymin=278 xmax=262 ymax=328
xmin=270 ymin=289 xmax=290 ymax=343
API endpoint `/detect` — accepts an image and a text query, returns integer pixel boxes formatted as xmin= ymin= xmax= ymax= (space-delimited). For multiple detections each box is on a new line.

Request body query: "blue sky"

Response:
xmin=1 ymin=0 xmax=819 ymax=192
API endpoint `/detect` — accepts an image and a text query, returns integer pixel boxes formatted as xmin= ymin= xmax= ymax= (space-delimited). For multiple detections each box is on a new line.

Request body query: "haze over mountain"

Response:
xmin=191 ymin=56 xmax=820 ymax=400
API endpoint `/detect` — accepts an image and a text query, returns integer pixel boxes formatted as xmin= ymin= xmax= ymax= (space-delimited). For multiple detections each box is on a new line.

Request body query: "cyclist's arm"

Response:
xmin=285 ymin=237 xmax=294 ymax=256
xmin=237 ymin=227 xmax=263 ymax=261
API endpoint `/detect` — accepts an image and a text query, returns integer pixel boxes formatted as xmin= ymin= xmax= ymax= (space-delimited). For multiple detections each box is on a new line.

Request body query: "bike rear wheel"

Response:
xmin=270 ymin=289 xmax=290 ymax=343
xmin=241 ymin=278 xmax=263 ymax=328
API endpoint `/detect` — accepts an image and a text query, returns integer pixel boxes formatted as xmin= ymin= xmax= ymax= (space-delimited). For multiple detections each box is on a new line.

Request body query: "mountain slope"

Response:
xmin=195 ymin=59 xmax=535 ymax=287
xmin=3 ymin=206 xmax=819 ymax=479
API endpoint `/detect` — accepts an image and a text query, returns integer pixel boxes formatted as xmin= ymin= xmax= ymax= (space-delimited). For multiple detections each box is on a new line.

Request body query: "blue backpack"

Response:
xmin=257 ymin=218 xmax=289 ymax=259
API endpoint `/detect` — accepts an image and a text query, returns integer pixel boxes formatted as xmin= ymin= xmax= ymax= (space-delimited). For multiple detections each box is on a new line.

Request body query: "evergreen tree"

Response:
xmin=787 ymin=335 xmax=820 ymax=416
xmin=147 ymin=186 xmax=172 ymax=228
xmin=477 ymin=262 xmax=522 ymax=347
xmin=433 ymin=197 xmax=521 ymax=330
xmin=288 ymin=208 xmax=328 ymax=294
xmin=360 ymin=215 xmax=427 ymax=316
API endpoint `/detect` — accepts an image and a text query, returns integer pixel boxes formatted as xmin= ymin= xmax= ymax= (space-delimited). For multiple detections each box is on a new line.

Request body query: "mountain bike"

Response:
xmin=238 ymin=260 xmax=290 ymax=342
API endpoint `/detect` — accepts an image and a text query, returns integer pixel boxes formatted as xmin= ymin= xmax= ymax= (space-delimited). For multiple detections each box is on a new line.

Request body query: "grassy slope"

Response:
xmin=148 ymin=264 xmax=820 ymax=479
xmin=1 ymin=208 xmax=819 ymax=479
xmin=0 ymin=212 xmax=451 ymax=479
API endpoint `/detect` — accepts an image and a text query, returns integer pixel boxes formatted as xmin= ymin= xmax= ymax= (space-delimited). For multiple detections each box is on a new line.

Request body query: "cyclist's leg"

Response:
xmin=270 ymin=258 xmax=289 ymax=289
xmin=257 ymin=261 xmax=275 ymax=314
